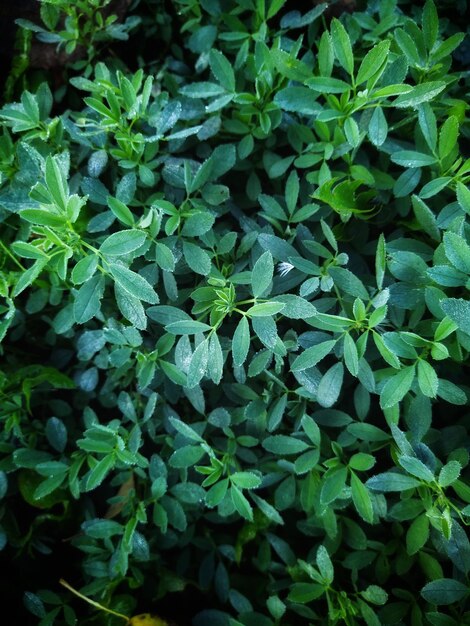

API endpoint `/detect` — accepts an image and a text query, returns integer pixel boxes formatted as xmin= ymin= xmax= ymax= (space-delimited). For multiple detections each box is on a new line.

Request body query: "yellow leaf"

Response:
xmin=128 ymin=614 xmax=169 ymax=626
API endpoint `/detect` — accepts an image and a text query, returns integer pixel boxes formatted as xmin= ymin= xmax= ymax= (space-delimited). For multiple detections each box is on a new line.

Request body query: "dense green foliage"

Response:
xmin=1 ymin=0 xmax=470 ymax=624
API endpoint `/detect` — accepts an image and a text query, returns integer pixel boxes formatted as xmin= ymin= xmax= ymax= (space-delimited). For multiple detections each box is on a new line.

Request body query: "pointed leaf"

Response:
xmin=109 ymin=263 xmax=158 ymax=304
xmin=379 ymin=365 xmax=415 ymax=409
xmin=252 ymin=251 xmax=274 ymax=298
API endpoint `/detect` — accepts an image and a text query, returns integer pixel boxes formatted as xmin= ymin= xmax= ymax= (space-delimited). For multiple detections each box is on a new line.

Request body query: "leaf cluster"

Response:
xmin=1 ymin=1 xmax=470 ymax=625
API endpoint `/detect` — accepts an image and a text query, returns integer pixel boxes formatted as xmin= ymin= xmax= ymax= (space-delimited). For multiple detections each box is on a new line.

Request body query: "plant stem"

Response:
xmin=59 ymin=579 xmax=130 ymax=623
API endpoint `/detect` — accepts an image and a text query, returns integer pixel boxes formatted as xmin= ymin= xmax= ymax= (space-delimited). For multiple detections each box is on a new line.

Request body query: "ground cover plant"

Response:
xmin=0 ymin=0 xmax=470 ymax=624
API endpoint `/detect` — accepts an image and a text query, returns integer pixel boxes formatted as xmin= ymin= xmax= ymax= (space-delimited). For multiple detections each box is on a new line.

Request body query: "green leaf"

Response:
xmin=259 ymin=193 xmax=287 ymax=220
xmin=350 ymin=471 xmax=374 ymax=523
xmin=274 ymin=87 xmax=321 ymax=114
xmin=208 ymin=333 xmax=223 ymax=385
xmin=263 ymin=435 xmax=310 ymax=455
xmin=372 ymin=84 xmax=413 ymax=98
xmin=258 ymin=233 xmax=298 ymax=260
xmin=417 ymin=360 xmax=439 ymax=398
xmin=421 ymin=579 xmax=468 ymax=605
xmin=246 ymin=302 xmax=285 ymax=317
xmin=19 ymin=209 xmax=65 ymax=227
xmin=418 ymin=103 xmax=438 ymax=151
xmin=33 ymin=474 xmax=66 ymax=500
xmin=306 ymin=76 xmax=351 ymax=93
xmin=321 ymin=220 xmax=338 ymax=252
xmin=316 ymin=545 xmax=334 ymax=584
xmin=45 ymin=417 xmax=67 ymax=453
xmin=271 ymin=49 xmax=312 ymax=82
xmin=251 ymin=493 xmax=284 ymax=525
xmin=73 ymin=274 xmax=105 ymax=324
xmin=205 ymin=478 xmax=229 ymax=508
xmin=45 ymin=155 xmax=68 ymax=210
xmin=301 ymin=415 xmax=321 ymax=446
xmin=361 ymin=586 xmax=388 ymax=606
xmin=82 ymin=519 xmax=123 ymax=539
xmin=12 ymin=258 xmax=48 ymax=297
xmin=169 ymin=417 xmax=204 ymax=442
xmin=343 ymin=334 xmax=359 ymax=376
xmin=375 ymin=234 xmax=386 ymax=289
xmin=285 ymin=170 xmax=299 ymax=212
xmin=287 ymin=583 xmax=324 ymax=603
xmin=320 ymin=466 xmax=348 ymax=504
xmin=115 ymin=284 xmax=147 ymax=330
xmin=368 ymin=107 xmax=388 ymax=147
xmin=166 ymin=125 xmax=203 ymax=140
xmin=85 ymin=454 xmax=115 ymax=491
xmin=71 ymin=255 xmax=98 ymax=285
xmin=328 ymin=267 xmax=369 ymax=299
xmin=406 ymin=514 xmax=429 ymax=555
xmin=316 ymin=362 xmax=344 ymax=408
xmin=437 ymin=379 xmax=467 ymax=405
xmin=169 ymin=445 xmax=205 ymax=468
xmin=209 ymin=49 xmax=235 ymax=92
xmin=394 ymin=81 xmax=446 ymax=108
xmin=180 ymin=82 xmax=226 ymax=98
xmin=159 ymin=360 xmax=187 ymax=386
xmin=443 ymin=232 xmax=470 ymax=273
xmin=427 ymin=265 xmax=465 ymax=287
xmin=294 ymin=449 xmax=320 ymax=474
xmin=412 ymin=195 xmax=440 ymax=241
xmin=356 ymin=41 xmax=390 ymax=84
xmin=252 ymin=316 xmax=278 ymax=350
xmin=252 ymin=251 xmax=274 ymax=298
xmin=438 ymin=116 xmax=459 ymax=160
xmin=349 ymin=453 xmax=375 ymax=471
xmin=187 ymin=339 xmax=209 ymax=388
xmin=165 ymin=320 xmax=212 ymax=335
xmin=230 ymin=472 xmax=262 ymax=489
xmin=379 ymin=365 xmax=416 ymax=409
xmin=231 ymin=485 xmax=253 ymax=521
xmin=344 ymin=117 xmax=360 ymax=147
xmin=190 ymin=164 xmax=215 ymax=195
xmin=275 ymin=295 xmax=317 ymax=319
xmin=109 ymin=263 xmax=158 ymax=304
xmin=266 ymin=596 xmax=286 ymax=621
xmin=267 ymin=0 xmax=287 ymax=19
xmin=422 ymin=0 xmax=439 ymax=50
xmin=155 ymin=242 xmax=175 ymax=271
xmin=24 ymin=592 xmax=46 ymax=619
xmin=454 ymin=480 xmax=470 ymax=504
xmin=100 ymin=229 xmax=146 ymax=256
xmin=366 ymin=472 xmax=421 ymax=492
xmin=434 ymin=317 xmax=458 ymax=342
xmin=183 ymin=241 xmax=211 ymax=276
xmin=11 ymin=241 xmax=48 ymax=260
xmin=330 ymin=18 xmax=354 ymax=75
xmin=182 ymin=211 xmax=215 ymax=235
xmin=232 ymin=316 xmax=250 ymax=367
xmin=438 ymin=460 xmax=461 ymax=488
xmin=431 ymin=32 xmax=465 ymax=62
xmin=373 ymin=333 xmax=401 ymax=368
xmin=440 ymin=299 xmax=470 ymax=335
xmin=394 ymin=28 xmax=421 ymax=66
xmin=456 ymin=182 xmax=470 ymax=215
xmin=399 ymin=455 xmax=435 ymax=482
xmin=107 ymin=196 xmax=135 ymax=226
xmin=318 ymin=30 xmax=334 ymax=76
xmin=348 ymin=423 xmax=389 ymax=442
xmin=291 ymin=340 xmax=336 ymax=372
xmin=391 ymin=151 xmax=437 ymax=167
